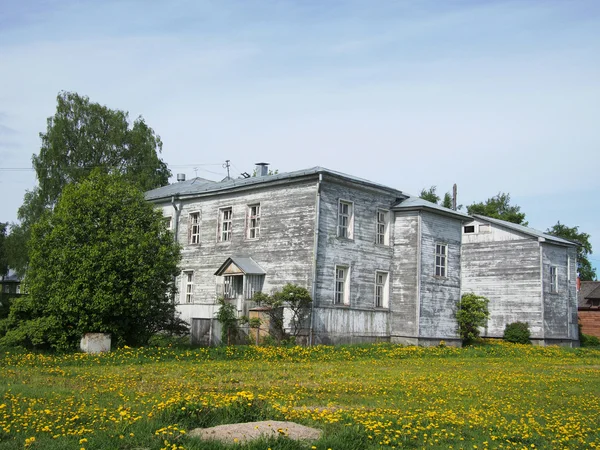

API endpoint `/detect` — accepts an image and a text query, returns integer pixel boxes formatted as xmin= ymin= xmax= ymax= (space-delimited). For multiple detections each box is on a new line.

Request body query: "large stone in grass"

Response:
xmin=188 ymin=420 xmax=322 ymax=443
xmin=80 ymin=333 xmax=111 ymax=353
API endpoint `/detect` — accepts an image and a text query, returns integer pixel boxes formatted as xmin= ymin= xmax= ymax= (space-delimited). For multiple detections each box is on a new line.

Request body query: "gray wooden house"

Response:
xmin=461 ymin=215 xmax=579 ymax=346
xmin=145 ymin=165 xmax=470 ymax=346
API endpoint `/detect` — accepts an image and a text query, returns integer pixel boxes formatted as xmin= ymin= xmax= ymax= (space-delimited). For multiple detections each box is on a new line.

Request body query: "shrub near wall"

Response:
xmin=503 ymin=322 xmax=531 ymax=344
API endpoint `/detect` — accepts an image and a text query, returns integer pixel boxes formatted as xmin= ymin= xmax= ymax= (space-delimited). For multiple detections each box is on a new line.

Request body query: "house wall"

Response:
xmin=312 ymin=177 xmax=399 ymax=344
xmin=389 ymin=212 xmax=419 ymax=344
xmin=542 ymin=243 xmax=578 ymax=343
xmin=461 ymin=234 xmax=543 ymax=339
xmin=418 ymin=211 xmax=462 ymax=342
xmin=158 ymin=179 xmax=318 ymax=324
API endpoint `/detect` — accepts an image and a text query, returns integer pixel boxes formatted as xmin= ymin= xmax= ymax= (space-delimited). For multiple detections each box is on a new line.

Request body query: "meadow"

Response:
xmin=0 ymin=342 xmax=599 ymax=450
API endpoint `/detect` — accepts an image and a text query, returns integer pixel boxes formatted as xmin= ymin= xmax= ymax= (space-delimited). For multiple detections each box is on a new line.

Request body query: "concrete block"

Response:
xmin=80 ymin=333 xmax=111 ymax=353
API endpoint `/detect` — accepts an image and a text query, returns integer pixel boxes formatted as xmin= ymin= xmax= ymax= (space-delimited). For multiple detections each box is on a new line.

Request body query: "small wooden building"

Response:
xmin=461 ymin=215 xmax=579 ymax=346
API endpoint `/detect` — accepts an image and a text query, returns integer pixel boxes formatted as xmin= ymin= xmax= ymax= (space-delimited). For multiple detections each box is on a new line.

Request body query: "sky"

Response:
xmin=1 ymin=0 xmax=599 ymax=273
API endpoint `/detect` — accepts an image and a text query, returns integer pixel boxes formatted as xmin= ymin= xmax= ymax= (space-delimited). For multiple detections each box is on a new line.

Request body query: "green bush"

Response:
xmin=456 ymin=293 xmax=490 ymax=345
xmin=581 ymin=333 xmax=600 ymax=347
xmin=503 ymin=321 xmax=531 ymax=344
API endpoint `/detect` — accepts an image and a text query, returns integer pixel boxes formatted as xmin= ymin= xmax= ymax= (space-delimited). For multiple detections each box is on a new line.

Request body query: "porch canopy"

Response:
xmin=214 ymin=256 xmax=266 ymax=276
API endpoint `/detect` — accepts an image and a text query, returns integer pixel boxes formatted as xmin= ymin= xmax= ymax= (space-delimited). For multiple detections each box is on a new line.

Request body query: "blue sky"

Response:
xmin=1 ymin=0 xmax=599 ymax=273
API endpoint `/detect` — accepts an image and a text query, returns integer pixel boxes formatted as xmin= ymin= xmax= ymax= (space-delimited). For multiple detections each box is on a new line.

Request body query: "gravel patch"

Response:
xmin=188 ymin=420 xmax=322 ymax=444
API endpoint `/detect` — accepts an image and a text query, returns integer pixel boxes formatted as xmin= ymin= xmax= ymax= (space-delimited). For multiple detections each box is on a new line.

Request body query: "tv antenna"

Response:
xmin=223 ymin=160 xmax=231 ymax=179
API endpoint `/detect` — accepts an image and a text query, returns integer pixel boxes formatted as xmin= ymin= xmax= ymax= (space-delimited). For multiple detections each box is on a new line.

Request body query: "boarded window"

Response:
xmin=479 ymin=224 xmax=491 ymax=233
xmin=435 ymin=244 xmax=447 ymax=277
xmin=550 ymin=266 xmax=558 ymax=293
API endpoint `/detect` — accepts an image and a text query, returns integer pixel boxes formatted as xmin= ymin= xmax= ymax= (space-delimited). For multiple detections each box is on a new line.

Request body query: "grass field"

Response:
xmin=1 ymin=342 xmax=599 ymax=449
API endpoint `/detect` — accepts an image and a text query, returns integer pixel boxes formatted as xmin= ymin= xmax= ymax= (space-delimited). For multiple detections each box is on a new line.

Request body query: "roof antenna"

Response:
xmin=193 ymin=167 xmax=198 ymax=178
xmin=223 ymin=160 xmax=231 ymax=180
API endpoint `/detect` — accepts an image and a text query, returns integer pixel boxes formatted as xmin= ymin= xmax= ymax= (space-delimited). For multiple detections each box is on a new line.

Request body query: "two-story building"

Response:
xmin=145 ymin=165 xmax=471 ymax=346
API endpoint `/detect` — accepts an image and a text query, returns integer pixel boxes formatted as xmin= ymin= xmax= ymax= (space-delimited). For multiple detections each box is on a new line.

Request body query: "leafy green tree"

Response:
xmin=10 ymin=91 xmax=171 ymax=274
xmin=547 ymin=222 xmax=596 ymax=281
xmin=456 ymin=293 xmax=490 ymax=345
xmin=466 ymin=192 xmax=527 ymax=225
xmin=441 ymin=192 xmax=453 ymax=209
xmin=419 ymin=186 xmax=440 ymax=204
xmin=0 ymin=171 xmax=182 ymax=351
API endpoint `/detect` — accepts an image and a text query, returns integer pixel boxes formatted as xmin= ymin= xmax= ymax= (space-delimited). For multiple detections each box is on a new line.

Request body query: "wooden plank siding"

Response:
xmin=312 ymin=178 xmax=398 ymax=344
xmin=418 ymin=211 xmax=462 ymax=341
xmin=158 ymin=179 xmax=318 ymax=324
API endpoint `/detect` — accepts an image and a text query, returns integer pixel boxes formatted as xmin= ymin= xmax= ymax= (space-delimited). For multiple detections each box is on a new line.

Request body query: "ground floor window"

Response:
xmin=375 ymin=271 xmax=389 ymax=308
xmin=334 ymin=265 xmax=350 ymax=305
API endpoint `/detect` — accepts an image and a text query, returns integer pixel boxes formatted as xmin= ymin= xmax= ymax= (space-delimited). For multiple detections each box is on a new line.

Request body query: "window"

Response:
xmin=550 ymin=266 xmax=558 ymax=293
xmin=218 ymin=208 xmax=233 ymax=242
xmin=479 ymin=224 xmax=491 ymax=233
xmin=188 ymin=212 xmax=200 ymax=244
xmin=16 ymin=285 xmax=21 ymax=294
xmin=164 ymin=216 xmax=173 ymax=230
xmin=375 ymin=271 xmax=389 ymax=308
xmin=183 ymin=271 xmax=194 ymax=303
xmin=247 ymin=204 xmax=260 ymax=239
xmin=338 ymin=200 xmax=354 ymax=239
xmin=376 ymin=210 xmax=389 ymax=245
xmin=435 ymin=244 xmax=447 ymax=277
xmin=334 ymin=265 xmax=350 ymax=305
xmin=463 ymin=225 xmax=475 ymax=234
xmin=2 ymin=285 xmax=8 ymax=294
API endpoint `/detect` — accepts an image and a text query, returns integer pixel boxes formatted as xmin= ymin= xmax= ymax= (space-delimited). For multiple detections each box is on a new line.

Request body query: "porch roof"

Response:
xmin=214 ymin=256 xmax=266 ymax=276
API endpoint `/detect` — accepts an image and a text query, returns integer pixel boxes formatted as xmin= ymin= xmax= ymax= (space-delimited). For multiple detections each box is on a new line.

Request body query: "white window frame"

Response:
xmin=376 ymin=209 xmax=389 ymax=245
xmin=188 ymin=212 xmax=200 ymax=244
xmin=435 ymin=243 xmax=448 ymax=277
xmin=218 ymin=207 xmax=233 ymax=242
xmin=182 ymin=271 xmax=194 ymax=304
xmin=334 ymin=265 xmax=350 ymax=305
xmin=164 ymin=216 xmax=173 ymax=231
xmin=550 ymin=266 xmax=558 ymax=293
xmin=375 ymin=271 xmax=389 ymax=308
xmin=246 ymin=204 xmax=260 ymax=239
xmin=338 ymin=200 xmax=354 ymax=239
xmin=16 ymin=285 xmax=21 ymax=294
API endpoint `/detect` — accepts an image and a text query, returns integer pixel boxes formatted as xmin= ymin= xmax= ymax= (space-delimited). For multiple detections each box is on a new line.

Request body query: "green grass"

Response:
xmin=1 ymin=342 xmax=599 ymax=449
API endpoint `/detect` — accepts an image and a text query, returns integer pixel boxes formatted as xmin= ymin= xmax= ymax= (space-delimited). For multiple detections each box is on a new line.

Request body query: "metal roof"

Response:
xmin=0 ymin=269 xmax=22 ymax=283
xmin=392 ymin=196 xmax=472 ymax=220
xmin=471 ymin=215 xmax=578 ymax=247
xmin=579 ymin=281 xmax=600 ymax=308
xmin=214 ymin=256 xmax=266 ymax=276
xmin=145 ymin=166 xmax=405 ymax=201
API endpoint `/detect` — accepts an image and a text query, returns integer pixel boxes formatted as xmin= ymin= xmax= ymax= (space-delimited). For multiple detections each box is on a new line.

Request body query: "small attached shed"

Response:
xmin=578 ymin=281 xmax=600 ymax=338
xmin=461 ymin=215 xmax=579 ymax=346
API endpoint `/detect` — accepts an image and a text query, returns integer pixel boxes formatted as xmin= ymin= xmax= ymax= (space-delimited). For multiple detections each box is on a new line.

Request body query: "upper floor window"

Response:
xmin=218 ymin=207 xmax=233 ymax=242
xmin=375 ymin=271 xmax=389 ymax=308
xmin=463 ymin=225 xmax=475 ymax=234
xmin=334 ymin=265 xmax=350 ymax=305
xmin=247 ymin=204 xmax=260 ymax=239
xmin=183 ymin=271 xmax=194 ymax=303
xmin=338 ymin=200 xmax=354 ymax=239
xmin=435 ymin=243 xmax=447 ymax=277
xmin=376 ymin=210 xmax=389 ymax=245
xmin=189 ymin=212 xmax=200 ymax=244
xmin=550 ymin=266 xmax=558 ymax=293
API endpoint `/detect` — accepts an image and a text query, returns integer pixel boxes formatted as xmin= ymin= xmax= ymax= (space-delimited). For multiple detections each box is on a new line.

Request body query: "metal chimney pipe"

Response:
xmin=255 ymin=162 xmax=270 ymax=177
xmin=177 ymin=173 xmax=186 ymax=182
